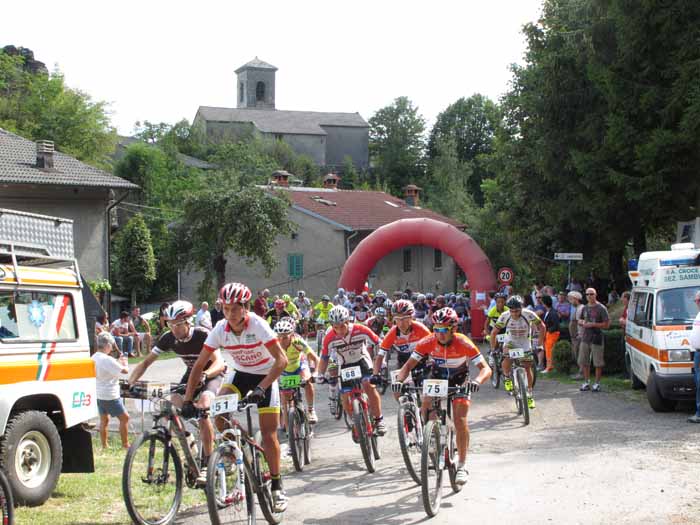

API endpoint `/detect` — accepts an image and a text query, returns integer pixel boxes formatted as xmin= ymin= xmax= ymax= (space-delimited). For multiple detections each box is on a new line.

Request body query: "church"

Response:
xmin=193 ymin=58 xmax=369 ymax=170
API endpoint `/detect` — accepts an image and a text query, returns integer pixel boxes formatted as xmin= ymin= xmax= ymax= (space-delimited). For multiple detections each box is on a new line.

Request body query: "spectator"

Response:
xmin=568 ymin=291 xmax=584 ymax=379
xmin=254 ymin=291 xmax=268 ymax=318
xmin=210 ymin=299 xmax=224 ymax=327
xmin=92 ymin=332 xmax=129 ymax=448
xmin=195 ymin=301 xmax=212 ymax=330
xmin=157 ymin=302 xmax=170 ymax=336
xmin=95 ymin=312 xmax=110 ymax=336
xmin=556 ymin=291 xmax=570 ymax=325
xmin=608 ymin=289 xmax=620 ymax=305
xmin=619 ymin=291 xmax=631 ymax=329
xmin=111 ymin=311 xmax=136 ymax=357
xmin=533 ymin=292 xmax=546 ymax=318
xmin=578 ymin=288 xmax=610 ymax=392
xmin=687 ymin=291 xmax=700 ymax=423
xmin=131 ymin=306 xmax=152 ymax=357
xmin=541 ymin=295 xmax=560 ymax=373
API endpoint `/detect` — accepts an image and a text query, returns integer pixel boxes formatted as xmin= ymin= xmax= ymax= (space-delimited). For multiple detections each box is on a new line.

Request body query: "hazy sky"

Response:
xmin=2 ymin=0 xmax=543 ymax=136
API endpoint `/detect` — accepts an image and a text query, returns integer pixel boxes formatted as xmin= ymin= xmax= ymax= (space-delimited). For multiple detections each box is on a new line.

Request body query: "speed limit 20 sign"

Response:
xmin=497 ymin=267 xmax=514 ymax=284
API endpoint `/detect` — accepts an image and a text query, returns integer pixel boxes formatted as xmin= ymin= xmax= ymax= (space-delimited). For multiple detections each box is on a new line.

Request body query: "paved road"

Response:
xmin=123 ymin=349 xmax=700 ymax=524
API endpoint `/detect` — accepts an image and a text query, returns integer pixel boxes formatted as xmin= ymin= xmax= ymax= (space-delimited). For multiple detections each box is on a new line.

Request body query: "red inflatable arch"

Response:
xmin=338 ymin=218 xmax=497 ymax=338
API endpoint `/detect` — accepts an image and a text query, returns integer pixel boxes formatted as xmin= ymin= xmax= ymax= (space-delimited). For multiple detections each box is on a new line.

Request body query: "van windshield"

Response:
xmin=656 ymin=286 xmax=700 ymax=325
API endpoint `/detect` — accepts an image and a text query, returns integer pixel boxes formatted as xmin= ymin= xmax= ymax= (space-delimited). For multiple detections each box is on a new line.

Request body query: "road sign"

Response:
xmin=554 ymin=253 xmax=583 ymax=261
xmin=497 ymin=267 xmax=515 ymax=284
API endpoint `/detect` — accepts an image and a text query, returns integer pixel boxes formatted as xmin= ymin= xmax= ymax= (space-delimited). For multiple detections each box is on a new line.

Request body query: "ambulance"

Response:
xmin=0 ymin=209 xmax=97 ymax=506
xmin=625 ymin=243 xmax=700 ymax=412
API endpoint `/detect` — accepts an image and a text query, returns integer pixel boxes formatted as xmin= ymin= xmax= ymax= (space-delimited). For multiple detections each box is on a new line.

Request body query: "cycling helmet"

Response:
xmin=297 ymin=290 xmax=306 ymax=297
xmin=274 ymin=299 xmax=286 ymax=309
xmin=219 ymin=282 xmax=252 ymax=304
xmin=449 ymin=294 xmax=457 ymax=301
xmin=417 ymin=293 xmax=426 ymax=301
xmin=425 ymin=293 xmax=434 ymax=300
xmin=495 ymin=292 xmax=507 ymax=300
xmin=401 ymin=293 xmax=409 ymax=299
xmin=506 ymin=297 xmax=522 ymax=309
xmin=374 ymin=307 xmax=387 ymax=317
xmin=456 ymin=294 xmax=464 ymax=300
xmin=328 ymin=305 xmax=351 ymax=324
xmin=432 ymin=307 xmax=459 ymax=327
xmin=354 ymin=296 xmax=364 ymax=303
xmin=321 ymin=294 xmax=331 ymax=301
xmin=337 ymin=287 xmax=345 ymax=295
xmin=281 ymin=294 xmax=292 ymax=303
xmin=274 ymin=318 xmax=296 ymax=334
xmin=376 ymin=290 xmax=386 ymax=298
xmin=411 ymin=293 xmax=418 ymax=301
xmin=164 ymin=300 xmax=194 ymax=321
xmin=392 ymin=299 xmax=415 ymax=317
xmin=436 ymin=295 xmax=446 ymax=305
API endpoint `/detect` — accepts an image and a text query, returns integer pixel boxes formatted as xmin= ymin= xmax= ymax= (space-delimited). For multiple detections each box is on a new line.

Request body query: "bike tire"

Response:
xmin=122 ymin=431 xmax=183 ymax=525
xmin=352 ymin=399 xmax=375 ymax=473
xmin=288 ymin=408 xmax=303 ymax=472
xmin=531 ymin=361 xmax=538 ymax=388
xmin=447 ymin=428 xmax=463 ymax=493
xmin=516 ymin=367 xmax=530 ymax=425
xmin=0 ymin=469 xmax=14 ymax=525
xmin=397 ymin=402 xmax=421 ymax=485
xmin=490 ymin=355 xmax=500 ymax=389
xmin=343 ymin=404 xmax=353 ymax=430
xmin=252 ymin=432 xmax=283 ymax=525
xmin=206 ymin=445 xmax=256 ymax=525
xmin=303 ymin=411 xmax=312 ymax=466
xmin=420 ymin=420 xmax=443 ymax=517
xmin=371 ymin=432 xmax=381 ymax=461
xmin=379 ymin=366 xmax=389 ymax=395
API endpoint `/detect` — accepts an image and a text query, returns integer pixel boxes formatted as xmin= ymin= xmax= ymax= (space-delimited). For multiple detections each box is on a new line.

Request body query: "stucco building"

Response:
xmin=193 ymin=58 xmax=369 ymax=170
xmin=181 ymin=172 xmax=463 ymax=301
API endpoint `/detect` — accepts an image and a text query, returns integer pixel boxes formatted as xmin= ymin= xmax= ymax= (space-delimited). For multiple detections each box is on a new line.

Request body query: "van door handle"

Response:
xmin=638 ymin=329 xmax=643 ymax=338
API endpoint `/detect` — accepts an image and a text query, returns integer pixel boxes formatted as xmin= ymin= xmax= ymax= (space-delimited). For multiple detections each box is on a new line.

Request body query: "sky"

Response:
xmin=2 ymin=0 xmax=544 ymax=136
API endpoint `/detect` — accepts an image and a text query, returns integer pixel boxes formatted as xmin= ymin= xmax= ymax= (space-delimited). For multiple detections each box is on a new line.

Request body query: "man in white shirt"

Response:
xmin=195 ymin=301 xmax=212 ymax=330
xmin=687 ymin=291 xmax=700 ymax=423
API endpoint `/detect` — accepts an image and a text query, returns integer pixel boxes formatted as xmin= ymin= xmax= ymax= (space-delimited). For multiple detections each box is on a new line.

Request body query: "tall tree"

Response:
xmin=112 ymin=214 xmax=156 ymax=305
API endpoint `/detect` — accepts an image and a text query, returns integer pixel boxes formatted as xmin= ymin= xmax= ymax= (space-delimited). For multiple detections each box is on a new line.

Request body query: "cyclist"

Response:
xmin=373 ymin=299 xmax=431 ymax=400
xmin=293 ymin=290 xmax=312 ymax=336
xmin=281 ymin=294 xmax=301 ymax=321
xmin=453 ymin=294 xmax=469 ymax=334
xmin=316 ymin=305 xmax=387 ymax=435
xmin=414 ymin=294 xmax=430 ymax=322
xmin=394 ymin=307 xmax=491 ymax=485
xmin=351 ymin=295 xmax=371 ymax=324
xmin=265 ymin=298 xmax=292 ymax=329
xmin=128 ymin=300 xmax=226 ymax=477
xmin=184 ymin=283 xmax=289 ymax=512
xmin=275 ymin=318 xmax=319 ymax=426
xmin=483 ymin=293 xmax=509 ymax=339
xmin=366 ymin=307 xmax=390 ymax=339
xmin=489 ymin=296 xmax=545 ymax=409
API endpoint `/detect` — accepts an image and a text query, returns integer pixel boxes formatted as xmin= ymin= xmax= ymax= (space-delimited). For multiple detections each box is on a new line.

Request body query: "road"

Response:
xmin=130 ymin=349 xmax=700 ymax=524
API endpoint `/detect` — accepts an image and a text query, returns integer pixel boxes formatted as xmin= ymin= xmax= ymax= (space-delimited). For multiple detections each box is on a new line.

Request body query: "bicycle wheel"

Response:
xmin=516 ymin=367 xmax=530 ymax=425
xmin=303 ymin=412 xmax=312 ymax=466
xmin=288 ymin=408 xmax=304 ymax=472
xmin=206 ymin=445 xmax=256 ymax=525
xmin=122 ymin=431 xmax=183 ymax=525
xmin=371 ymin=431 xmax=381 ymax=461
xmin=379 ymin=366 xmax=389 ymax=395
xmin=447 ymin=428 xmax=463 ymax=493
xmin=352 ymin=399 xmax=375 ymax=473
xmin=0 ymin=469 xmax=14 ymax=525
xmin=397 ymin=402 xmax=421 ymax=485
xmin=421 ymin=420 xmax=443 ymax=517
xmin=531 ymin=361 xmax=538 ymax=388
xmin=343 ymin=403 xmax=353 ymax=430
xmin=252 ymin=432 xmax=282 ymax=525
xmin=490 ymin=355 xmax=500 ymax=389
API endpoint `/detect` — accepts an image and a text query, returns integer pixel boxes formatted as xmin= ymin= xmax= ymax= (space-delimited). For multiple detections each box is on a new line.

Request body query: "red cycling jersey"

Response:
xmin=379 ymin=321 xmax=431 ymax=356
xmin=412 ymin=332 xmax=484 ymax=370
xmin=321 ymin=322 xmax=379 ymax=367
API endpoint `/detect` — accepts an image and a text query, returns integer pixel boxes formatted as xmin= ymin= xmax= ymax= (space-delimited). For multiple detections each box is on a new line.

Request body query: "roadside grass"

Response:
xmin=14 ymin=434 xmax=206 ymax=525
xmin=540 ymin=370 xmax=649 ymax=403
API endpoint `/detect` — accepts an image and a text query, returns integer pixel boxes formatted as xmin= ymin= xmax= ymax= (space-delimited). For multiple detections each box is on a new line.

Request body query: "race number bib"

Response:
xmin=423 ymin=379 xmax=448 ymax=398
xmin=496 ymin=334 xmax=506 ymax=343
xmin=146 ymin=382 xmax=168 ymax=399
xmin=340 ymin=366 xmax=362 ymax=382
xmin=508 ymin=349 xmax=525 ymax=359
xmin=211 ymin=394 xmax=239 ymax=416
xmin=390 ymin=370 xmax=401 ymax=384
xmin=280 ymin=374 xmax=301 ymax=389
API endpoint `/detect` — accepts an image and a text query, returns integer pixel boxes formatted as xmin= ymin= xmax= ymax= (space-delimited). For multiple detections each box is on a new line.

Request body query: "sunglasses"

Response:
xmin=586 ymin=293 xmax=595 ymax=296
xmin=167 ymin=319 xmax=188 ymax=329
xmin=433 ymin=325 xmax=451 ymax=333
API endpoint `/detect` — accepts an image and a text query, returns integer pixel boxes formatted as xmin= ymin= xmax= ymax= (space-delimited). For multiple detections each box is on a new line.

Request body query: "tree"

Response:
xmin=178 ymin=182 xmax=294 ymax=290
xmin=113 ymin=214 xmax=156 ymax=305
xmin=369 ymin=96 xmax=426 ymax=194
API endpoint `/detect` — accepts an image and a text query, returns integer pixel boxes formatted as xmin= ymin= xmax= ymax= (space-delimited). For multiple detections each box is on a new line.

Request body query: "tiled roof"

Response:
xmin=196 ymin=106 xmax=369 ymax=136
xmin=235 ymin=57 xmax=278 ymax=73
xmin=0 ymin=128 xmax=138 ymax=189
xmin=279 ymin=187 xmax=464 ymax=231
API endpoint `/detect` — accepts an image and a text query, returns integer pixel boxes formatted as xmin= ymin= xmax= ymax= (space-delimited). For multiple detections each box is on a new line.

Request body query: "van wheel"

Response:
xmin=646 ymin=370 xmax=675 ymax=413
xmin=626 ymin=354 xmax=644 ymax=390
xmin=0 ymin=411 xmax=63 ymax=506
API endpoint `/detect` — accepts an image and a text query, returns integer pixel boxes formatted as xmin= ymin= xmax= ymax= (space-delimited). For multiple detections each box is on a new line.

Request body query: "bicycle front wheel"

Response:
xmin=288 ymin=407 xmax=304 ymax=472
xmin=421 ymin=420 xmax=443 ymax=517
xmin=490 ymin=355 xmax=500 ymax=389
xmin=516 ymin=367 xmax=530 ymax=425
xmin=206 ymin=445 xmax=255 ymax=525
xmin=397 ymin=402 xmax=421 ymax=485
xmin=252 ymin=432 xmax=282 ymax=525
xmin=352 ymin=399 xmax=375 ymax=473
xmin=447 ymin=428 xmax=463 ymax=493
xmin=0 ymin=469 xmax=14 ymax=525
xmin=122 ymin=431 xmax=183 ymax=525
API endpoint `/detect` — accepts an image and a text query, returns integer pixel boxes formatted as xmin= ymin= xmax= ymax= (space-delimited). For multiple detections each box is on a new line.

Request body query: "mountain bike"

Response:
xmin=490 ymin=336 xmax=537 ymax=389
xmin=507 ymin=348 xmax=534 ymax=425
xmin=341 ymin=365 xmax=380 ymax=473
xmin=280 ymin=374 xmax=312 ymax=472
xmin=314 ymin=319 xmax=328 ymax=352
xmin=206 ymin=394 xmax=282 ymax=525
xmin=0 ymin=468 xmax=14 ymax=525
xmin=121 ymin=381 xmax=206 ymax=525
xmin=420 ymin=381 xmax=472 ymax=518
xmin=395 ymin=379 xmax=423 ymax=485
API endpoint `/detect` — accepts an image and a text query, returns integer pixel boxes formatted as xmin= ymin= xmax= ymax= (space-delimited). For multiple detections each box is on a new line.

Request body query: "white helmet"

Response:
xmin=164 ymin=300 xmax=194 ymax=321
xmin=274 ymin=318 xmax=296 ymax=334
xmin=328 ymin=305 xmax=350 ymax=324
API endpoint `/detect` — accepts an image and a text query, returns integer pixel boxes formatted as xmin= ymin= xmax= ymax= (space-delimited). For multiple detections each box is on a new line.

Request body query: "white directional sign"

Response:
xmin=554 ymin=253 xmax=583 ymax=261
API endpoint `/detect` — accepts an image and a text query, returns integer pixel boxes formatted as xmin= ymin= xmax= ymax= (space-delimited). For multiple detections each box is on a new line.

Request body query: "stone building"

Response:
xmin=180 ymin=173 xmax=463 ymax=301
xmin=193 ymin=58 xmax=369 ymax=170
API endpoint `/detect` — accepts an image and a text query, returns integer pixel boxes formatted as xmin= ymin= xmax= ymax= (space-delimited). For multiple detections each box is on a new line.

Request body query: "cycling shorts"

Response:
xmin=221 ymin=370 xmax=280 ymax=414
xmin=179 ymin=369 xmax=225 ymax=401
xmin=339 ymin=359 xmax=373 ymax=394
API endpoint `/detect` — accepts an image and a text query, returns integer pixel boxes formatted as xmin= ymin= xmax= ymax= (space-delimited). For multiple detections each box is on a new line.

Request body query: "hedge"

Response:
xmin=552 ymin=329 xmax=625 ymax=375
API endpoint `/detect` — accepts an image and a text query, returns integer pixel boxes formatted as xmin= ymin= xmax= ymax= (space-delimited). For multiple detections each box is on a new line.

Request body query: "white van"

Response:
xmin=625 ymin=243 xmax=700 ymax=412
xmin=0 ymin=209 xmax=97 ymax=506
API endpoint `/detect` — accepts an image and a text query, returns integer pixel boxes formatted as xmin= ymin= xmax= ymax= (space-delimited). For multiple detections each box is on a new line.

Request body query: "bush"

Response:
xmin=553 ymin=340 xmax=575 ymax=374
xmin=603 ymin=328 xmax=625 ymax=374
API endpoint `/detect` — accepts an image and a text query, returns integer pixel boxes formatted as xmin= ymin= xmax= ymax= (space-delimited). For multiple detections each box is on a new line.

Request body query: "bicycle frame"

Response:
xmin=345 ymin=378 xmax=374 ymax=435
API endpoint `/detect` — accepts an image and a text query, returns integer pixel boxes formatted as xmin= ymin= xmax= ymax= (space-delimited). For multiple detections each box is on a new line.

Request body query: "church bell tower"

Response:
xmin=235 ymin=57 xmax=277 ymax=110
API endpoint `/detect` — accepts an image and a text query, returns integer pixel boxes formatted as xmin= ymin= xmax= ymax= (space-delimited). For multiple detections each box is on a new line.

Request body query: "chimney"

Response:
xmin=403 ymin=184 xmax=421 ymax=206
xmin=36 ymin=140 xmax=55 ymax=170
xmin=323 ymin=173 xmax=340 ymax=189
xmin=270 ymin=170 xmax=291 ymax=187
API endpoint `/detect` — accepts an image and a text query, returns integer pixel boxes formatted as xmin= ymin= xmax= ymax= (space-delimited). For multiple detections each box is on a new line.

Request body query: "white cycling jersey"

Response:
xmin=495 ymin=309 xmax=540 ymax=351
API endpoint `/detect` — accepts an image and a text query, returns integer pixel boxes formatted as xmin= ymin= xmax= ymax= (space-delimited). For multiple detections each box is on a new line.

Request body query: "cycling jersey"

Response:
xmin=495 ymin=309 xmax=540 ymax=351
xmin=282 ymin=335 xmax=313 ymax=373
xmin=487 ymin=305 xmax=509 ymax=329
xmin=313 ymin=301 xmax=333 ymax=322
xmin=366 ymin=316 xmax=389 ymax=337
xmin=203 ymin=312 xmax=278 ymax=373
xmin=379 ymin=321 xmax=430 ymax=356
xmin=412 ymin=333 xmax=484 ymax=373
xmin=321 ymin=322 xmax=378 ymax=367
xmin=453 ymin=302 xmax=469 ymax=319
xmin=352 ymin=305 xmax=371 ymax=323
xmin=284 ymin=302 xmax=300 ymax=319
xmin=152 ymin=326 xmax=213 ymax=370
xmin=293 ymin=297 xmax=312 ymax=317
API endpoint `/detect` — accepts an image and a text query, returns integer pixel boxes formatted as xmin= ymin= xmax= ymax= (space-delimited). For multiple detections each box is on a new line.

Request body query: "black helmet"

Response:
xmin=506 ymin=297 xmax=522 ymax=310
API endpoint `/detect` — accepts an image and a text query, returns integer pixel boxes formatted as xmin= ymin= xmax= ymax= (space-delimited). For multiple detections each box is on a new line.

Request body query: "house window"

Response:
xmin=239 ymin=82 xmax=244 ymax=103
xmin=434 ymin=249 xmax=443 ymax=270
xmin=256 ymin=81 xmax=265 ymax=101
xmin=403 ymin=249 xmax=412 ymax=273
xmin=288 ymin=253 xmax=303 ymax=280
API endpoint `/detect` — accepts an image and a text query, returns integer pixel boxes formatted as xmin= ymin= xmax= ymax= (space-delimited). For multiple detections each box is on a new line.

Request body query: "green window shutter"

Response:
xmin=287 ymin=254 xmax=303 ymax=280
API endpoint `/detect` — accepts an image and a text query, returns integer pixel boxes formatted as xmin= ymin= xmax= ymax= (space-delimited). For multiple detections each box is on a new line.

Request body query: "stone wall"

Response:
xmin=237 ymin=69 xmax=276 ymax=109
xmin=322 ymin=125 xmax=369 ymax=169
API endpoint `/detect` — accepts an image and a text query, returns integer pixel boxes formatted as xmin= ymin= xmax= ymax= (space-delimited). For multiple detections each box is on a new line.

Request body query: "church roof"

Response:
xmin=196 ymin=106 xmax=369 ymax=136
xmin=235 ymin=57 xmax=278 ymax=73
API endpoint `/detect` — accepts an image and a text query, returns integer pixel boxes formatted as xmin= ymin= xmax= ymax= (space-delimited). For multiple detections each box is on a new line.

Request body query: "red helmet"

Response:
xmin=274 ymin=299 xmax=286 ymax=309
xmin=431 ymin=307 xmax=459 ymax=327
xmin=219 ymin=282 xmax=252 ymax=304
xmin=391 ymin=299 xmax=414 ymax=317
